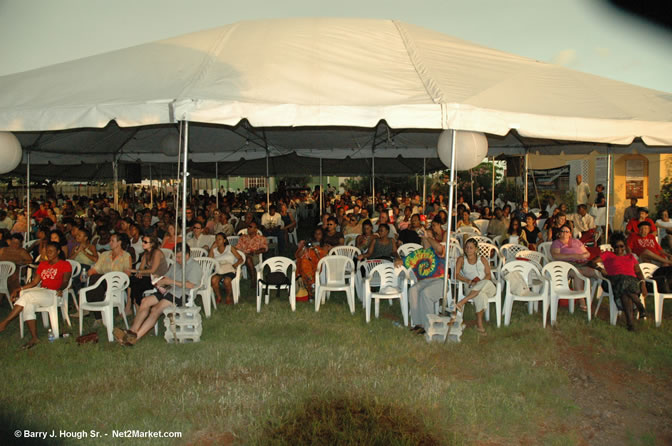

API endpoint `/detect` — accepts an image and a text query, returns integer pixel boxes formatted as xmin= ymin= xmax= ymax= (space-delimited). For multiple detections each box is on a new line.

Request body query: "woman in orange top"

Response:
xmin=295 ymin=228 xmax=328 ymax=299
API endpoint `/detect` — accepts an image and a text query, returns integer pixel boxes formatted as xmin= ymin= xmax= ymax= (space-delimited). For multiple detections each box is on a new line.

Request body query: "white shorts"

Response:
xmin=15 ymin=288 xmax=57 ymax=321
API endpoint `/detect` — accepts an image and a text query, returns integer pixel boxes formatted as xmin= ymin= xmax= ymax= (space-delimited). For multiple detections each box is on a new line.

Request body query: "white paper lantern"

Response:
xmin=0 ymin=132 xmax=23 ymax=174
xmin=160 ymin=133 xmax=180 ymax=156
xmin=437 ymin=130 xmax=488 ymax=171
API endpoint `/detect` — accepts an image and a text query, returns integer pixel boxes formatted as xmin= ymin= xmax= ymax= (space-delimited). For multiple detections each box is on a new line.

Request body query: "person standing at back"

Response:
xmin=575 ymin=174 xmax=590 ymax=207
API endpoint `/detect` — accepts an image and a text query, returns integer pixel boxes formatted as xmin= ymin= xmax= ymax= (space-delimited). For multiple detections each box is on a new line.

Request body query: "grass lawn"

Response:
xmin=1 ymin=265 xmax=671 ymax=444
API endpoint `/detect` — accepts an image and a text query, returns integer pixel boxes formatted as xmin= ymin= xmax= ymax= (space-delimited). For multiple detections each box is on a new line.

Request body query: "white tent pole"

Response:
xmin=470 ymin=169 xmax=474 ymax=205
xmin=215 ymin=162 xmax=219 ymax=209
xmin=442 ymin=129 xmax=458 ymax=315
xmin=265 ymin=150 xmax=270 ymax=212
xmin=605 ymin=148 xmax=612 ymax=244
xmin=372 ymin=150 xmax=376 ymax=213
xmin=422 ymin=157 xmax=427 ymax=212
xmin=319 ymin=158 xmax=323 ymax=215
xmin=149 ymin=164 xmax=153 ymax=207
xmin=25 ymin=151 xmax=30 ymax=244
xmin=524 ymin=151 xmax=529 ymax=204
xmin=491 ymin=157 xmax=495 ymax=208
xmin=113 ymin=159 xmax=118 ymax=211
xmin=181 ymin=121 xmax=189 ymax=297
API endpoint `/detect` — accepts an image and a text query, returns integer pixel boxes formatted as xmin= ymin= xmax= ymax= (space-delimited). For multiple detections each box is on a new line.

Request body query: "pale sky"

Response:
xmin=0 ymin=0 xmax=670 ymax=92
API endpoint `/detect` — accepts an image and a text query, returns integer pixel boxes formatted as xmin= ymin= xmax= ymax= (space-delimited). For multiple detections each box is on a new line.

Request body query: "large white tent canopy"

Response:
xmin=1 ymin=17 xmax=670 ymax=153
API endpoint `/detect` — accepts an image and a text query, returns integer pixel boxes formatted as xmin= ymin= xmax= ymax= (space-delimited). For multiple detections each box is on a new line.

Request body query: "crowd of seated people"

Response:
xmin=0 ymin=182 xmax=671 ymax=348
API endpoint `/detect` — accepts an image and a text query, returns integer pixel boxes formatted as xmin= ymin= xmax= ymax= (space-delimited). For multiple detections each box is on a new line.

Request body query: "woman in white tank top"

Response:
xmin=209 ymin=233 xmax=244 ymax=305
xmin=455 ymin=238 xmax=497 ymax=335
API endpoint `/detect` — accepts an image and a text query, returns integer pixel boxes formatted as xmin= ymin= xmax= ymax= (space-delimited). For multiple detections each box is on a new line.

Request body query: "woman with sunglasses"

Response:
xmin=598 ymin=232 xmax=647 ymax=330
xmin=209 ymin=233 xmax=244 ymax=304
xmin=551 ymin=223 xmax=597 ymax=310
xmin=124 ymin=235 xmax=168 ymax=315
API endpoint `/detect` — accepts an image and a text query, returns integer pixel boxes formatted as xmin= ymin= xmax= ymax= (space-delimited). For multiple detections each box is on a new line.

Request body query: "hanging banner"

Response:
xmin=528 ymin=166 xmax=570 ymax=191
xmin=625 ymin=159 xmax=645 ymax=199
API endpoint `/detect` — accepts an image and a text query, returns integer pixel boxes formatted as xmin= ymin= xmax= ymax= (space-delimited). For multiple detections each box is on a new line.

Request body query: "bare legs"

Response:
xmin=456 ymin=290 xmax=486 ymax=333
xmin=0 ymin=305 xmax=40 ymax=346
xmin=210 ymin=275 xmax=233 ymax=304
xmin=128 ymin=295 xmax=173 ymax=341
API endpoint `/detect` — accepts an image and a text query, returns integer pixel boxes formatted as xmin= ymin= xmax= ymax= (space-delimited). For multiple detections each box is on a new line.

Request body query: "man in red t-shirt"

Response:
xmin=625 ymin=208 xmax=657 ymax=236
xmin=627 ymin=221 xmax=672 ymax=266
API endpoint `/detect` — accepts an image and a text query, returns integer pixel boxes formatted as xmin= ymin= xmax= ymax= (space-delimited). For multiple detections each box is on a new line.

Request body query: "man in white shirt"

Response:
xmin=575 ymin=174 xmax=590 ymax=206
xmin=186 ymin=222 xmax=212 ymax=250
xmin=261 ymin=205 xmax=282 ymax=231
xmin=545 ymin=196 xmax=557 ymax=216
xmin=571 ymin=204 xmax=596 ymax=235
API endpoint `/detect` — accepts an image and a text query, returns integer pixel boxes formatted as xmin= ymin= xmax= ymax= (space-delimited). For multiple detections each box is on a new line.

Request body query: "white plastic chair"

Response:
xmin=472 ymin=219 xmax=489 ymax=235
xmin=193 ymin=257 xmax=217 ymax=318
xmin=492 ymin=235 xmax=504 ymax=248
xmin=456 ymin=226 xmax=481 ymax=236
xmin=455 ymin=269 xmax=503 ymax=327
xmin=0 ymin=261 xmax=16 ymax=308
xmin=256 ymin=257 xmax=296 ymax=312
xmin=232 ymin=252 xmax=246 ymax=304
xmin=640 ymin=263 xmax=670 ymax=327
xmin=237 ymin=228 xmax=248 ymax=235
xmin=190 ymin=247 xmax=208 ymax=259
xmin=64 ymin=259 xmax=81 ymax=315
xmin=537 ymin=241 xmax=553 ymax=259
xmin=502 ymin=260 xmax=550 ymax=327
xmin=20 ymin=259 xmax=79 ymax=338
xmin=160 ymin=248 xmax=175 ymax=261
xmin=364 ymin=263 xmax=408 ymax=326
xmin=469 ymin=212 xmax=481 ymax=221
xmin=599 ymin=244 xmax=613 ymax=253
xmin=288 ymin=227 xmax=298 ymax=245
xmin=344 ymin=233 xmax=358 ymax=247
xmin=328 ymin=246 xmax=361 ymax=258
xmin=464 ymin=235 xmax=494 ymax=247
xmin=315 ymin=255 xmax=356 ymax=313
xmin=542 ymin=261 xmax=592 ymax=325
xmin=355 ymin=259 xmax=389 ymax=306
xmin=266 ymin=236 xmax=279 ymax=256
xmin=227 ymin=236 xmax=240 ymax=247
xmin=500 ymin=243 xmax=528 ymax=264
xmin=515 ymin=250 xmax=547 ymax=268
xmin=78 ymin=272 xmax=130 ymax=342
xmin=398 ymin=243 xmax=423 ymax=257
xmin=328 ymin=246 xmax=361 ymax=281
xmin=593 ymin=270 xmax=619 ymax=325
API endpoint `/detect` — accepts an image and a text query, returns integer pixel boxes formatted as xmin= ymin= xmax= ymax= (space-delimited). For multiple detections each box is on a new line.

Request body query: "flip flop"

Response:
xmin=21 ymin=340 xmax=39 ymax=350
xmin=475 ymin=327 xmax=487 ymax=336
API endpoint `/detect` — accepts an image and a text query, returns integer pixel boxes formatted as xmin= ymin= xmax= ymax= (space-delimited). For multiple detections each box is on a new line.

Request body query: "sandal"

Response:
xmin=21 ymin=339 xmax=39 ymax=350
xmin=579 ymin=303 xmax=588 ymax=312
xmin=475 ymin=327 xmax=487 ymax=336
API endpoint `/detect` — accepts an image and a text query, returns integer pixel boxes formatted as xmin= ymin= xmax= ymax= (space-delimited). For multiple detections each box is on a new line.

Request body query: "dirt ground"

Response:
xmin=553 ymin=331 xmax=672 ymax=446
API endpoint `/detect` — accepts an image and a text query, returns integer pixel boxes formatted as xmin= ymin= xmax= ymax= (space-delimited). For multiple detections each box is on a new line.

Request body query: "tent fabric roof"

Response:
xmin=1 ymin=18 xmax=671 ymax=146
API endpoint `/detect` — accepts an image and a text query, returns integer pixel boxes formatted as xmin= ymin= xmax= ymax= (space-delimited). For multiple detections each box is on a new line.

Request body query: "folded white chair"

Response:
xmin=502 ymin=261 xmax=550 ymax=327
